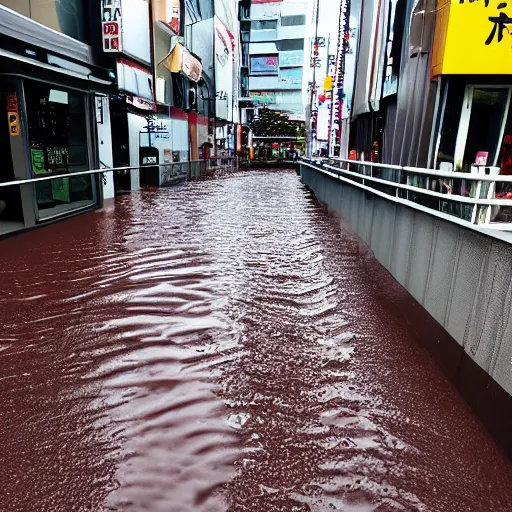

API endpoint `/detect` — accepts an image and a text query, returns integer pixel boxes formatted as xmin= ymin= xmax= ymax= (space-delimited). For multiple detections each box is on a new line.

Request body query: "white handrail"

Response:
xmin=320 ymin=162 xmax=512 ymax=206
xmin=0 ymin=160 xmax=235 ymax=189
xmin=301 ymin=158 xmax=512 ymax=230
xmin=319 ymin=157 xmax=512 ymax=183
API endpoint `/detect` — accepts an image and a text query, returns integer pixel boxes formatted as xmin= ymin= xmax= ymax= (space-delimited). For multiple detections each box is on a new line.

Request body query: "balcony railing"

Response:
xmin=302 ymin=157 xmax=512 ymax=230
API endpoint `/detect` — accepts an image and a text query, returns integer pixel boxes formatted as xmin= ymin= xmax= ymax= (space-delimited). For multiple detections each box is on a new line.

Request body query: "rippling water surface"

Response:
xmin=1 ymin=170 xmax=512 ymax=511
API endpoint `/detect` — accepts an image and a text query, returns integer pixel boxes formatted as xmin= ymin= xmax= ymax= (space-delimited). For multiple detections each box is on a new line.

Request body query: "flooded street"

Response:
xmin=2 ymin=169 xmax=512 ymax=511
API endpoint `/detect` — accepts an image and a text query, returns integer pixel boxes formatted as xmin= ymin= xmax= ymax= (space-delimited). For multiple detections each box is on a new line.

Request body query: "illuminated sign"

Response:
xmin=432 ymin=0 xmax=512 ymax=75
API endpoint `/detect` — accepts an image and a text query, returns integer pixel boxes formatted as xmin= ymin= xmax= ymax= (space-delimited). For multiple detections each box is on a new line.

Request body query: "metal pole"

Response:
xmin=308 ymin=0 xmax=321 ymax=157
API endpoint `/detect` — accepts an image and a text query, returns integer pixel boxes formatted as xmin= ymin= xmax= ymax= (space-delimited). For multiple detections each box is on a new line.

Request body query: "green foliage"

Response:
xmin=250 ymin=108 xmax=306 ymax=138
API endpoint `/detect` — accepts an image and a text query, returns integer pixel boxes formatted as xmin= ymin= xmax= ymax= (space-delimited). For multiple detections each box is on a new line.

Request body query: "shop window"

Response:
xmin=280 ymin=15 xmax=306 ymax=27
xmin=449 ymin=85 xmax=512 ymax=172
xmin=461 ymin=88 xmax=510 ymax=171
xmin=276 ymin=39 xmax=304 ymax=51
xmin=25 ymin=81 xmax=97 ymax=220
xmin=251 ymin=20 xmax=277 ymax=30
xmin=436 ymin=80 xmax=465 ymax=169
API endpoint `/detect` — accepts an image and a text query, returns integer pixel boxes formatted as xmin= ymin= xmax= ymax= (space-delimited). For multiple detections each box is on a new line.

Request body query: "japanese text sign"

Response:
xmin=433 ymin=0 xmax=512 ymax=75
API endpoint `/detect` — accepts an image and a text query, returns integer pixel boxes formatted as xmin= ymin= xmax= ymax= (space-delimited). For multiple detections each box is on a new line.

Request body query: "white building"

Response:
xmin=241 ymin=0 xmax=309 ymax=122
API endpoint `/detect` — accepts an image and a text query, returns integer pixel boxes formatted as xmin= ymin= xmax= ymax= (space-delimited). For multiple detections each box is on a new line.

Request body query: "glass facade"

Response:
xmin=25 ymin=81 xmax=97 ymax=220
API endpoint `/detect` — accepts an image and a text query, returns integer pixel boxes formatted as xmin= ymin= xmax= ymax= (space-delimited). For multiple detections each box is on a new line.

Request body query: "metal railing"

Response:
xmin=302 ymin=157 xmax=512 ymax=230
xmin=0 ymin=157 xmax=238 ymax=190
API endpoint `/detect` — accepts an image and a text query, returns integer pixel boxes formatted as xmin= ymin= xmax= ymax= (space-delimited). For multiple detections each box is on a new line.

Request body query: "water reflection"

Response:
xmin=0 ymin=170 xmax=512 ymax=511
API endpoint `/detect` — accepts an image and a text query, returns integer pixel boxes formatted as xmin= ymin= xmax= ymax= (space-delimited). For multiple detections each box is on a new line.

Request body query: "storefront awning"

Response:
xmin=0 ymin=5 xmax=92 ymax=65
xmin=163 ymin=43 xmax=202 ymax=83
xmin=0 ymin=48 xmax=111 ymax=86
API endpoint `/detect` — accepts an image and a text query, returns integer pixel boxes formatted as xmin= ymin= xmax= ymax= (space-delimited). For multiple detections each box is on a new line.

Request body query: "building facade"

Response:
xmin=0 ymin=0 xmax=242 ymax=237
xmin=323 ymin=0 xmax=512 ymax=178
xmin=0 ymin=1 xmax=113 ymax=236
xmin=240 ymin=0 xmax=308 ymax=125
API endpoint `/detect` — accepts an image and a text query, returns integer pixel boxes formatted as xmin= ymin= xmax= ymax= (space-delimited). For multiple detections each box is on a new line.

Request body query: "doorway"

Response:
xmin=454 ymin=86 xmax=512 ymax=171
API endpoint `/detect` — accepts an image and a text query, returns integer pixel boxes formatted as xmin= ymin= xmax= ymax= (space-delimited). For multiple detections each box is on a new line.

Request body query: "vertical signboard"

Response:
xmin=102 ymin=0 xmax=123 ymax=52
xmin=215 ymin=16 xmax=233 ymax=121
xmin=5 ymin=93 xmax=20 ymax=137
xmin=214 ymin=0 xmax=239 ymax=123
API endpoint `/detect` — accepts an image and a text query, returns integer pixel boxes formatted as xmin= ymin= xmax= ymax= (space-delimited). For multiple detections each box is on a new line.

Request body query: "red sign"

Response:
xmin=6 ymin=93 xmax=18 ymax=112
xmin=102 ymin=0 xmax=122 ymax=53
xmin=103 ymin=22 xmax=119 ymax=35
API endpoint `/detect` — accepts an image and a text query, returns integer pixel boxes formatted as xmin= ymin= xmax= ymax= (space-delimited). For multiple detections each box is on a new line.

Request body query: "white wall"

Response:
xmin=250 ymin=29 xmax=278 ymax=42
xmin=277 ymin=24 xmax=305 ymax=40
xmin=127 ymin=112 xmax=147 ymax=190
xmin=250 ymin=2 xmax=280 ymax=19
xmin=96 ymin=96 xmax=115 ymax=201
xmin=171 ymin=117 xmax=189 ymax=159
xmin=301 ymin=164 xmax=512 ymax=397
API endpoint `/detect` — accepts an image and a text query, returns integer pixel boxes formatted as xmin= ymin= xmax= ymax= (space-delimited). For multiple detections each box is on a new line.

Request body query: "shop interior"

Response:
xmin=25 ymin=81 xmax=97 ymax=219
xmin=435 ymin=81 xmax=512 ymax=223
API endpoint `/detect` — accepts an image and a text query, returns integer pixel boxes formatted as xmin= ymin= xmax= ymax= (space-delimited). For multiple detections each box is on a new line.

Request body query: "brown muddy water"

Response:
xmin=1 ymin=169 xmax=512 ymax=512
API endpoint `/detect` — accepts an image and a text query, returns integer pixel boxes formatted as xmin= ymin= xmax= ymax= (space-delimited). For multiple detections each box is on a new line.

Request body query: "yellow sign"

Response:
xmin=432 ymin=0 xmax=512 ymax=76
xmin=7 ymin=111 xmax=19 ymax=136
xmin=324 ymin=76 xmax=334 ymax=92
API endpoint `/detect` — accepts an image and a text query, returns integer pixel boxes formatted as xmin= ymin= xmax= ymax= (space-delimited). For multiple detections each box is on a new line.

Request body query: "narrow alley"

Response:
xmin=1 ymin=170 xmax=512 ymax=511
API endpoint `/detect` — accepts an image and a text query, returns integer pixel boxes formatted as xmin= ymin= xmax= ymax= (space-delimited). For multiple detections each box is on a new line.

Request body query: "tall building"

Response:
xmin=240 ymin=0 xmax=308 ymax=125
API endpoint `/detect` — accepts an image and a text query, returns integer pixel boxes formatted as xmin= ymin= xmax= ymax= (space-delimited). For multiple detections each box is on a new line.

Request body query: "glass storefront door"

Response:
xmin=454 ymin=86 xmax=512 ymax=172
xmin=24 ymin=80 xmax=98 ymax=220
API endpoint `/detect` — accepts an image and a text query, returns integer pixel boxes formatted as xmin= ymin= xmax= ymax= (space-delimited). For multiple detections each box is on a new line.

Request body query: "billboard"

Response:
xmin=214 ymin=0 xmax=239 ymax=123
xmin=432 ymin=0 xmax=512 ymax=75
xmin=250 ymin=56 xmax=278 ymax=75
xmin=278 ymin=67 xmax=302 ymax=89
xmin=249 ymin=91 xmax=277 ymax=104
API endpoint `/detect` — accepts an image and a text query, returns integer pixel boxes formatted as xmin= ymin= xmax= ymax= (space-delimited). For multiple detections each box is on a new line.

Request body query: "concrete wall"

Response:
xmin=301 ymin=164 xmax=512 ymax=397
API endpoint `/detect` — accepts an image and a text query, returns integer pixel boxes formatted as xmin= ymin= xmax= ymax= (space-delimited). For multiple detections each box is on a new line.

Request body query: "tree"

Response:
xmin=250 ymin=108 xmax=305 ymax=138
